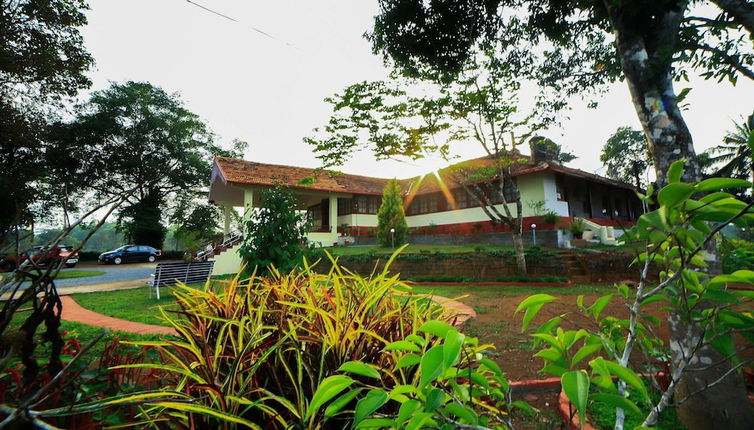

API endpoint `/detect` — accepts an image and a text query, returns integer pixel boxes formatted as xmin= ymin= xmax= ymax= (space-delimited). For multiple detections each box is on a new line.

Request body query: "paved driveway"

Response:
xmin=53 ymin=263 xmax=157 ymax=288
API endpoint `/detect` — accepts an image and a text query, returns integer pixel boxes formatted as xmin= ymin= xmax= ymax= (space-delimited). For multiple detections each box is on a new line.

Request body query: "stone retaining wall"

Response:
xmin=312 ymin=252 xmax=656 ymax=284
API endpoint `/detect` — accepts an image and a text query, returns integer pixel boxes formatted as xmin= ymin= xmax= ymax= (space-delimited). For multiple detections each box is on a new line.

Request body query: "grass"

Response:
xmin=322 ymin=244 xmax=523 ymax=256
xmin=72 ymin=286 xmax=180 ymax=327
xmin=56 ymin=270 xmax=105 ymax=280
xmin=409 ymin=284 xmax=612 ymax=298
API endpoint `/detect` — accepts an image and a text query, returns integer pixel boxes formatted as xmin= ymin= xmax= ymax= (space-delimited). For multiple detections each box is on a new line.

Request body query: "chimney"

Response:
xmin=529 ymin=136 xmax=558 ymax=164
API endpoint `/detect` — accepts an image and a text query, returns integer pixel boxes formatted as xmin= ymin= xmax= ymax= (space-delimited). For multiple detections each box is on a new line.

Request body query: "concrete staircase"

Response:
xmin=561 ymin=252 xmax=590 ymax=284
xmin=196 ymin=231 xmax=243 ymax=261
xmin=582 ymin=219 xmax=617 ymax=245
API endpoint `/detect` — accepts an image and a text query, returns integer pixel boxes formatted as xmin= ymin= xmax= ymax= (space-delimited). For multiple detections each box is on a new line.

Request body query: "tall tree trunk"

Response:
xmin=511 ymin=229 xmax=527 ymax=275
xmin=611 ymin=5 xmax=754 ymax=428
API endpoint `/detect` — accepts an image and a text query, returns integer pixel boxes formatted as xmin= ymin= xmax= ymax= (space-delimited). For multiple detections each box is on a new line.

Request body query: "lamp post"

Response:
xmin=390 ymin=228 xmax=395 ymax=250
xmin=531 ymin=223 xmax=537 ymax=246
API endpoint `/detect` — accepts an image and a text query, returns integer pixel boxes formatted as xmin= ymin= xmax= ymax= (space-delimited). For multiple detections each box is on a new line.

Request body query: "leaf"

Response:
xmin=325 ymin=388 xmax=363 ymax=417
xmin=418 ymin=320 xmax=454 ymax=338
xmin=603 ymin=361 xmax=650 ymax=402
xmin=354 ymin=389 xmax=389 ymax=425
xmin=667 ymin=159 xmax=685 ymax=183
xmin=561 ymin=370 xmax=590 ymax=424
xmin=397 ymin=399 xmax=421 ymax=424
xmin=406 ymin=412 xmax=433 ymax=430
xmin=571 ymin=343 xmax=603 ymax=367
xmin=384 ymin=340 xmax=422 ymax=352
xmin=395 ymin=353 xmax=421 ymax=370
xmin=151 ymin=402 xmax=262 ymax=429
xmin=425 ymin=388 xmax=445 ymax=412
xmin=696 ymin=178 xmax=751 ymax=192
xmin=657 ymin=183 xmax=695 ymax=208
xmin=443 ymin=328 xmax=465 ymax=369
xmin=419 ymin=345 xmax=445 ymax=388
xmin=587 ymin=295 xmax=613 ymax=320
xmin=444 ymin=403 xmax=479 ymax=424
xmin=511 ymin=400 xmax=537 ymax=416
xmin=591 ymin=393 xmax=642 ymax=416
xmin=356 ymin=418 xmax=396 ymax=429
xmin=305 ymin=375 xmax=354 ymax=420
xmin=517 ymin=294 xmax=557 ymax=331
xmin=338 ymin=361 xmax=381 ymax=379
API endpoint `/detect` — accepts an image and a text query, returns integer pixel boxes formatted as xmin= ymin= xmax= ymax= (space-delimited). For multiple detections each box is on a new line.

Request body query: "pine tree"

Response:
xmin=377 ymin=179 xmax=408 ymax=247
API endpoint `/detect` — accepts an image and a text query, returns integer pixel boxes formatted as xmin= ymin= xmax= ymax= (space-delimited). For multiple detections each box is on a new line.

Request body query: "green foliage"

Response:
xmin=377 ymin=179 xmax=409 ymax=247
xmin=569 ymin=218 xmax=585 ymax=235
xmin=529 ymin=136 xmax=576 ymax=164
xmin=519 ymin=167 xmax=754 ymax=428
xmin=589 ymin=383 xmax=687 ymax=430
xmin=542 ymin=211 xmax=560 ymax=224
xmin=601 ymin=127 xmax=651 ymax=188
xmin=239 ymin=186 xmax=311 ymax=274
xmin=719 ymin=238 xmax=754 ymax=273
xmin=65 ymin=81 xmax=228 ymax=247
xmin=705 ymin=111 xmax=754 ymax=183
xmin=1 ymin=0 xmax=93 ymax=238
xmin=34 ymin=222 xmax=125 ymax=252
xmin=117 ymin=187 xmax=166 ymax=249
xmin=318 ymin=319 xmax=532 ymax=428
xmin=121 ymin=254 xmax=444 ymax=428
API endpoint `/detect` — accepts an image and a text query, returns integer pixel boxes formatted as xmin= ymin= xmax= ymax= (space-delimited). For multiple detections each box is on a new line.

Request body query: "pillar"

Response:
xmin=223 ymin=205 xmax=231 ymax=235
xmin=329 ymin=196 xmax=338 ymax=234
xmin=243 ymin=189 xmax=254 ymax=222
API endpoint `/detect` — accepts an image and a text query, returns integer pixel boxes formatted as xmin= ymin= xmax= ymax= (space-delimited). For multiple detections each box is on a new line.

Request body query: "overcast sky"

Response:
xmin=79 ymin=0 xmax=753 ymax=180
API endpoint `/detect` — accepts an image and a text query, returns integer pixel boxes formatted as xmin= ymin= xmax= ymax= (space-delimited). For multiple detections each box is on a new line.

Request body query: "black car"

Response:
xmin=99 ymin=245 xmax=161 ymax=265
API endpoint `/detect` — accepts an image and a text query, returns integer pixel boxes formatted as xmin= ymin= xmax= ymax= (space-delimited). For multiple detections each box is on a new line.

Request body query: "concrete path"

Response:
xmin=60 ymin=296 xmax=177 ymax=336
xmin=57 ymin=293 xmax=475 ymax=336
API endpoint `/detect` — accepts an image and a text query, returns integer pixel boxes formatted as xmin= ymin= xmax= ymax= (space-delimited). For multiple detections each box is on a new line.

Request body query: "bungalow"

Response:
xmin=207 ymin=151 xmax=642 ymax=274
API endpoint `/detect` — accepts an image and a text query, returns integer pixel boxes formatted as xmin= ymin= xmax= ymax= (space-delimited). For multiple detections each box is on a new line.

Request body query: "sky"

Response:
xmin=78 ymin=0 xmax=754 ymax=180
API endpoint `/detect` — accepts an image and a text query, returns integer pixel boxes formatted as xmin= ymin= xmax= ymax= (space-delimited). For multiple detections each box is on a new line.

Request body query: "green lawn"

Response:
xmin=72 ymin=286 xmax=181 ymax=327
xmin=322 ymin=244 xmax=523 ymax=256
xmin=56 ymin=269 xmax=106 ymax=280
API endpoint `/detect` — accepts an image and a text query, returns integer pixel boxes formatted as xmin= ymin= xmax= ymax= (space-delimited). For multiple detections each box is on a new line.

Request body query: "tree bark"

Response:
xmin=609 ymin=3 xmax=754 ymax=428
xmin=511 ymin=229 xmax=527 ymax=275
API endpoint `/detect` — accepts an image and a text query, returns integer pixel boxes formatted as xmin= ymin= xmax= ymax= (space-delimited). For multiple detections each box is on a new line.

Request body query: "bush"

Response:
xmin=377 ymin=179 xmax=408 ymax=247
xmin=719 ymin=238 xmax=754 ymax=273
xmin=125 ymin=255 xmax=445 ymax=428
xmin=542 ymin=210 xmax=560 ymax=224
xmin=238 ymin=186 xmax=311 ymax=275
xmin=569 ymin=217 xmax=586 ymax=235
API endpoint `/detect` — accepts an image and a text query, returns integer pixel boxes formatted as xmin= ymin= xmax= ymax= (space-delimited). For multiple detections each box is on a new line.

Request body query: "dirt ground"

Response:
xmin=456 ymin=291 xmax=669 ymax=382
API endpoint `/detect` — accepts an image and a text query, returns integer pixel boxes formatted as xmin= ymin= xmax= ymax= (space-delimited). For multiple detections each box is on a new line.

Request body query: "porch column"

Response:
xmin=223 ymin=205 xmax=231 ymax=235
xmin=243 ymin=189 xmax=254 ymax=222
xmin=329 ymin=196 xmax=338 ymax=234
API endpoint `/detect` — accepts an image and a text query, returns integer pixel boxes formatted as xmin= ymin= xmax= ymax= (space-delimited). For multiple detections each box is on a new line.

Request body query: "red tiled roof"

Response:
xmin=214 ymin=153 xmax=635 ymax=196
xmin=214 ymin=157 xmax=390 ymax=195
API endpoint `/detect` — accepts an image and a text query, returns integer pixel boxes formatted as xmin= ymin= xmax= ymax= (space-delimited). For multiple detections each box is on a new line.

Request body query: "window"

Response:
xmin=556 ymin=178 xmax=566 ymax=201
xmin=368 ymin=196 xmax=379 ymax=214
xmin=427 ymin=194 xmax=438 ymax=212
xmin=454 ymin=188 xmax=469 ymax=209
xmin=337 ymin=198 xmax=352 ymax=216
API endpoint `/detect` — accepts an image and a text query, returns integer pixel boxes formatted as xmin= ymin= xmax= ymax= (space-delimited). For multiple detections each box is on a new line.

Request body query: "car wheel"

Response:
xmin=113 ymin=257 xmax=122 ymax=265
xmin=1 ymin=261 xmax=15 ymax=272
xmin=148 ymin=255 xmax=156 ymax=263
xmin=65 ymin=263 xmax=76 ymax=268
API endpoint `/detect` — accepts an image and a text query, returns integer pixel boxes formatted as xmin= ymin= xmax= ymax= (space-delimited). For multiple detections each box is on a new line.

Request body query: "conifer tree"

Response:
xmin=377 ymin=179 xmax=408 ymax=247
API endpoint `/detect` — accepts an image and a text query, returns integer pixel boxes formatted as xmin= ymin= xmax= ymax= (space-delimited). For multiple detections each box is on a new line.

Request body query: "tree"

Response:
xmin=66 ymin=81 xmax=224 ymax=249
xmin=368 ymin=1 xmax=754 ymax=427
xmin=377 ymin=179 xmax=408 ymax=247
xmin=601 ymin=127 xmax=652 ymax=189
xmin=707 ymin=111 xmax=754 ymax=182
xmin=307 ymin=55 xmax=540 ymax=274
xmin=238 ymin=187 xmax=310 ymax=274
xmin=0 ymin=0 xmax=93 ymax=242
xmin=175 ymin=204 xmax=222 ymax=245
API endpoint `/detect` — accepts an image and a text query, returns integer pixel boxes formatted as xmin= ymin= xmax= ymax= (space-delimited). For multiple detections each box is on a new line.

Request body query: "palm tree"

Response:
xmin=707 ymin=111 xmax=754 ymax=182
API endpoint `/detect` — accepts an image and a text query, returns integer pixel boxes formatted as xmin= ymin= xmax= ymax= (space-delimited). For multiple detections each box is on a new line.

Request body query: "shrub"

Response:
xmin=377 ymin=179 xmax=408 ymax=247
xmin=569 ymin=217 xmax=586 ymax=236
xmin=238 ymin=186 xmax=311 ymax=275
xmin=124 ymin=253 xmax=445 ymax=428
xmin=542 ymin=210 xmax=560 ymax=224
xmin=719 ymin=238 xmax=754 ymax=273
